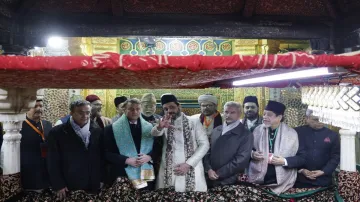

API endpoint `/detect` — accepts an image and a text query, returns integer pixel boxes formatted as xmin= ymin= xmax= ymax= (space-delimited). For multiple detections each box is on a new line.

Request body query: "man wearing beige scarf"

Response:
xmin=248 ymin=101 xmax=300 ymax=195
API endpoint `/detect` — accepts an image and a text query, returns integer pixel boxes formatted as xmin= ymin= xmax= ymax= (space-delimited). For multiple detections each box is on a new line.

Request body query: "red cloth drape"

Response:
xmin=1 ymin=52 xmax=360 ymax=71
xmin=0 ymin=53 xmax=359 ymax=88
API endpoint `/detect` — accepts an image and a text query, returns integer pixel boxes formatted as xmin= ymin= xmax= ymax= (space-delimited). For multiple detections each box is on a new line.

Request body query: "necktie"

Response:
xmin=130 ymin=123 xmax=137 ymax=130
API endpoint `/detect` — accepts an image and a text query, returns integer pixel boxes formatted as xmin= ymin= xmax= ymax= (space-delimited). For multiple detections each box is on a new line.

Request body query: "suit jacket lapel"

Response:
xmin=211 ymin=126 xmax=222 ymax=145
xmin=222 ymin=123 xmax=244 ymax=136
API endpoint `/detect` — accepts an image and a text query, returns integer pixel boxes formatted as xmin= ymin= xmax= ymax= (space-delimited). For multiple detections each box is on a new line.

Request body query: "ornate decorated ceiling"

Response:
xmin=1 ymin=0 xmax=360 ymax=18
xmin=9 ymin=0 xmax=357 ymax=16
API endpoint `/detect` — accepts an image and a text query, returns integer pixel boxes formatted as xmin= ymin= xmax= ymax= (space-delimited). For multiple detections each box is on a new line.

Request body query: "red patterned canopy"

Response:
xmin=0 ymin=52 xmax=359 ymax=89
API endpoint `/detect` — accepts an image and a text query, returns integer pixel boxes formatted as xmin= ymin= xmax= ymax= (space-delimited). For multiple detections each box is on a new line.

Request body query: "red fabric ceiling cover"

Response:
xmin=0 ymin=52 xmax=359 ymax=89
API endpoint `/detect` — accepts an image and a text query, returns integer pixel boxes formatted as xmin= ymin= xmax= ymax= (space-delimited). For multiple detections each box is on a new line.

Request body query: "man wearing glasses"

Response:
xmin=191 ymin=94 xmax=223 ymax=141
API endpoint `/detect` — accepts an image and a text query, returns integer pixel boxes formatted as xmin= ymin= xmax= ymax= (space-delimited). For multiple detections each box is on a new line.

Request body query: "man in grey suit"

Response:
xmin=203 ymin=101 xmax=253 ymax=188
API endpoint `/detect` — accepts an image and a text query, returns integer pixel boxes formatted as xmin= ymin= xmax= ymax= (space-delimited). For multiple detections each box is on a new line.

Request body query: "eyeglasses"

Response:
xmin=201 ymin=104 xmax=215 ymax=108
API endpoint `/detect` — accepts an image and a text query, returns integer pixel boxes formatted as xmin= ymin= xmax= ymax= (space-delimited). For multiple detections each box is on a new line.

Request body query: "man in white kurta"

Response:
xmin=190 ymin=94 xmax=223 ymax=141
xmin=151 ymin=94 xmax=209 ymax=192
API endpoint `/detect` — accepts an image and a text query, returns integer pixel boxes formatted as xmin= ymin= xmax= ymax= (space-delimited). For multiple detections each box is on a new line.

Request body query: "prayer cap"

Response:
xmin=161 ymin=93 xmax=178 ymax=105
xmin=141 ymin=93 xmax=157 ymax=104
xmin=85 ymin=94 xmax=101 ymax=103
xmin=198 ymin=94 xmax=217 ymax=105
xmin=243 ymin=96 xmax=259 ymax=107
xmin=114 ymin=96 xmax=128 ymax=107
xmin=265 ymin=100 xmax=286 ymax=115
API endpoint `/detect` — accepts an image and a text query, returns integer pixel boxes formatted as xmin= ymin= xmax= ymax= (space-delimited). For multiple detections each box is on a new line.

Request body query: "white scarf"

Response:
xmin=222 ymin=120 xmax=241 ymax=135
xmin=70 ymin=116 xmax=91 ymax=148
xmin=246 ymin=118 xmax=258 ymax=129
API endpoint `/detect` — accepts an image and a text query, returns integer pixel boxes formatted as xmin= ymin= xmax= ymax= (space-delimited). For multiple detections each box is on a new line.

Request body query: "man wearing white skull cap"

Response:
xmin=191 ymin=94 xmax=223 ymax=141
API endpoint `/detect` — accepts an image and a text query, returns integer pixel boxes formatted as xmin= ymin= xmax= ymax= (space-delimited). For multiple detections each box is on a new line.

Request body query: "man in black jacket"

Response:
xmin=104 ymin=98 xmax=155 ymax=190
xmin=203 ymin=101 xmax=253 ymax=187
xmin=47 ymin=100 xmax=104 ymax=200
xmin=20 ymin=99 xmax=52 ymax=191
xmin=294 ymin=109 xmax=340 ymax=188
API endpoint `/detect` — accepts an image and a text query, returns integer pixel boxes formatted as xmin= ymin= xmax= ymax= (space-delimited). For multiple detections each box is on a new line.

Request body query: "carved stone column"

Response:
xmin=339 ymin=129 xmax=357 ymax=172
xmin=0 ymin=88 xmax=44 ymax=174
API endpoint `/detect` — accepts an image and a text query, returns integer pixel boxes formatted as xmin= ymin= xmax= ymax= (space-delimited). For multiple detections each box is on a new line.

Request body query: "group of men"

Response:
xmin=0 ymin=92 xmax=340 ymax=199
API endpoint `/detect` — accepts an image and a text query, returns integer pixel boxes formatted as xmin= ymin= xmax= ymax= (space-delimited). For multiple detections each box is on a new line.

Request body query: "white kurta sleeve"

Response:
xmin=186 ymin=121 xmax=210 ymax=167
xmin=151 ymin=124 xmax=165 ymax=137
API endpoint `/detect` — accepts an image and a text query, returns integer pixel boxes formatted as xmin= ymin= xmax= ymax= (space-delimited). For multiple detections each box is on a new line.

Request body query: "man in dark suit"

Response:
xmin=20 ymin=99 xmax=52 ymax=191
xmin=47 ymin=100 xmax=104 ymax=200
xmin=203 ymin=101 xmax=253 ymax=187
xmin=104 ymin=98 xmax=155 ymax=190
xmin=294 ymin=109 xmax=340 ymax=188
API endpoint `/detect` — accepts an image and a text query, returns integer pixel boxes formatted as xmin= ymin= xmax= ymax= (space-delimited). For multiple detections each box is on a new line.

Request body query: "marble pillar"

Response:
xmin=339 ymin=129 xmax=357 ymax=172
xmin=0 ymin=88 xmax=43 ymax=174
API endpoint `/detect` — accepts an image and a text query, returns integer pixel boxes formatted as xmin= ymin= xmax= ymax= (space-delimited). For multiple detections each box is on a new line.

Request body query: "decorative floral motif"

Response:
xmin=221 ymin=42 xmax=232 ymax=51
xmin=338 ymin=170 xmax=360 ymax=202
xmin=187 ymin=41 xmax=199 ymax=51
xmin=169 ymin=41 xmax=183 ymax=51
xmin=136 ymin=42 xmax=147 ymax=51
xmin=12 ymin=177 xmax=336 ymax=201
xmin=155 ymin=41 xmax=165 ymax=51
xmin=121 ymin=41 xmax=131 ymax=51
xmin=204 ymin=41 xmax=215 ymax=51
xmin=0 ymin=173 xmax=22 ymax=201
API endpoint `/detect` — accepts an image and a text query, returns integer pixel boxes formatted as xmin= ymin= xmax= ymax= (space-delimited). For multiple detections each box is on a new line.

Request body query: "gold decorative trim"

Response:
xmin=130 ymin=179 xmax=148 ymax=189
xmin=141 ymin=169 xmax=155 ymax=181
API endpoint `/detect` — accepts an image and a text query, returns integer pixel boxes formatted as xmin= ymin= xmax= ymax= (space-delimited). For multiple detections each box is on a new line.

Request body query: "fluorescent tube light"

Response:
xmin=233 ymin=67 xmax=333 ymax=86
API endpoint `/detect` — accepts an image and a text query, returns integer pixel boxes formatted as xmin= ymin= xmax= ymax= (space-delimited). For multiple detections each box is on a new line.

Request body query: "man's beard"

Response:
xmin=202 ymin=109 xmax=216 ymax=116
xmin=170 ymin=110 xmax=181 ymax=121
xmin=92 ymin=108 xmax=101 ymax=117
xmin=142 ymin=111 xmax=154 ymax=117
xmin=245 ymin=111 xmax=258 ymax=120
